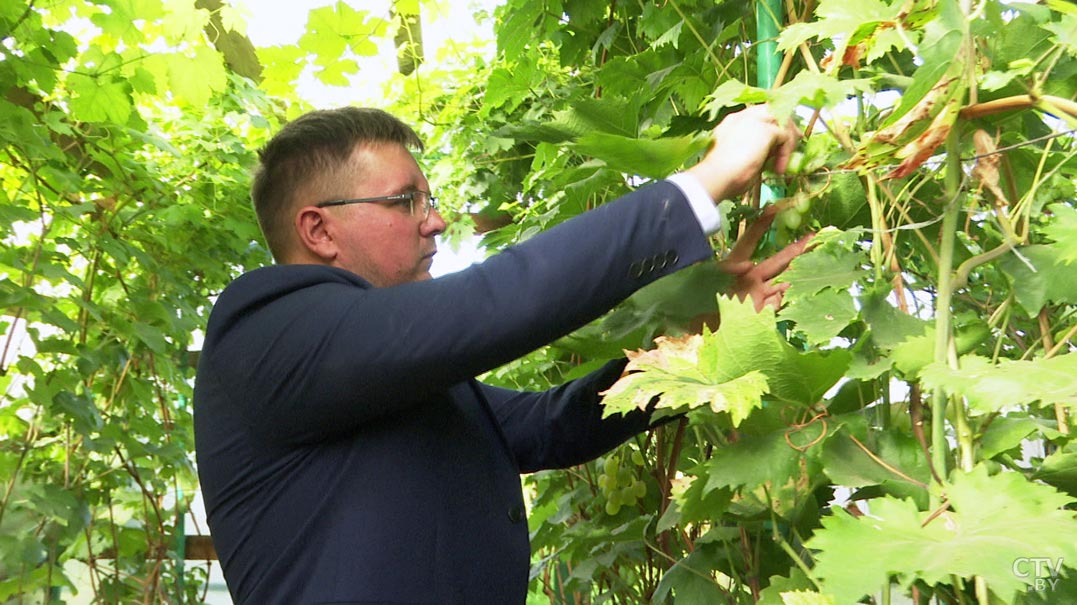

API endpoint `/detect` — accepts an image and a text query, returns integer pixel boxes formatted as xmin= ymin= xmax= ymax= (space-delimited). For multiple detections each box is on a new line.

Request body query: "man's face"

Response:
xmin=318 ymin=142 xmax=446 ymax=287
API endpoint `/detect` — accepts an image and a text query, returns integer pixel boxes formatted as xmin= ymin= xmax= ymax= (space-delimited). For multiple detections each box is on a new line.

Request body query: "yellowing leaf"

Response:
xmin=602 ymin=297 xmax=850 ymax=421
xmin=601 ymin=332 xmax=770 ymax=423
xmin=781 ymin=591 xmax=835 ymax=605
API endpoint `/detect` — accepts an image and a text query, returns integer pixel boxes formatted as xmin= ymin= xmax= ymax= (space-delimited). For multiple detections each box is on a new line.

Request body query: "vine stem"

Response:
xmin=930 ymin=127 xmax=963 ymax=480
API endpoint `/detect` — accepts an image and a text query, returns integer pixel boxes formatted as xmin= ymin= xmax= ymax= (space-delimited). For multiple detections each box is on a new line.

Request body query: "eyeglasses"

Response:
xmin=315 ymin=190 xmax=439 ymax=220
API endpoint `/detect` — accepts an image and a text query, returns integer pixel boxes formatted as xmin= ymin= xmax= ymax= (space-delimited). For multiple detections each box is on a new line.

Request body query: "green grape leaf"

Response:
xmin=483 ymin=66 xmax=535 ymax=113
xmin=859 ymin=285 xmax=931 ymax=348
xmin=980 ymin=416 xmax=1050 ymax=459
xmin=777 ymin=0 xmax=901 ymax=50
xmin=820 ymin=427 xmax=930 ymax=491
xmin=66 ymin=74 xmax=132 ymax=124
xmin=774 ymin=245 xmax=865 ymax=300
xmin=708 ymin=296 xmax=851 ymax=405
xmin=564 ymin=96 xmax=641 ymax=138
xmin=256 ymin=45 xmax=308 ymax=97
xmin=1044 ymin=13 xmax=1077 ymax=55
xmin=703 ymin=80 xmax=769 ymax=118
xmin=757 ymin=569 xmax=814 ymax=605
xmin=1043 ymin=203 xmax=1077 ymax=264
xmin=653 ymin=546 xmax=728 ymax=603
xmin=163 ymin=47 xmax=228 ymax=107
xmin=1034 ymin=449 xmax=1077 ymax=498
xmin=809 ymin=465 xmax=1077 ymax=603
xmin=770 ymin=71 xmax=873 ymax=117
xmin=778 ymin=288 xmax=857 ymax=345
xmin=572 ymin=132 xmax=710 ymax=179
xmin=702 ymin=421 xmax=826 ymax=492
xmin=162 ymin=0 xmax=208 ymax=43
xmin=300 ymin=3 xmax=385 ymax=64
xmin=889 ymin=333 xmax=935 ymax=378
xmin=919 ymin=354 xmax=1077 ymax=413
xmin=313 ymin=57 xmax=360 ymax=86
xmin=219 ymin=3 xmax=249 ymax=35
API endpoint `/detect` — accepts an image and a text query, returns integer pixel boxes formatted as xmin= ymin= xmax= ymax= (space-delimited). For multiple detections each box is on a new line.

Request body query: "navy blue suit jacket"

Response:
xmin=193 ymin=181 xmax=714 ymax=604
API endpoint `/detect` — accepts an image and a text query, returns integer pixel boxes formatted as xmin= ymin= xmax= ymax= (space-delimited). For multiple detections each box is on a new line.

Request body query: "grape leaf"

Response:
xmin=602 ymin=297 xmax=850 ymax=423
xmin=600 ymin=332 xmax=770 ymax=425
xmin=702 ymin=421 xmax=826 ymax=493
xmin=166 ymin=47 xmax=228 ymax=107
xmin=781 ymin=592 xmax=835 ymax=605
xmin=1044 ymin=13 xmax=1077 ymax=55
xmin=889 ymin=333 xmax=935 ymax=377
xmin=777 ymin=0 xmax=901 ymax=50
xmin=980 ymin=416 xmax=1048 ymax=459
xmin=859 ymin=285 xmax=931 ymax=348
xmin=707 ymin=296 xmax=851 ymax=405
xmin=778 ymin=288 xmax=857 ymax=345
xmin=820 ymin=428 xmax=930 ymax=490
xmin=162 ymin=0 xmax=208 ymax=42
xmin=1043 ymin=203 xmax=1077 ymax=264
xmin=919 ymin=354 xmax=1077 ymax=413
xmin=809 ymin=465 xmax=1077 ymax=603
xmin=67 ymin=75 xmax=132 ymax=124
xmin=703 ymin=80 xmax=768 ymax=118
xmin=565 ymin=96 xmax=641 ymax=138
xmin=770 ymin=71 xmax=873 ymax=117
xmin=572 ymin=132 xmax=710 ymax=179
xmin=774 ymin=246 xmax=865 ymax=300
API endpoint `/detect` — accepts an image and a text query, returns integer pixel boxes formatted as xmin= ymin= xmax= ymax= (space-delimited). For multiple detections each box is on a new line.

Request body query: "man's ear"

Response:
xmin=294 ymin=206 xmax=338 ymax=261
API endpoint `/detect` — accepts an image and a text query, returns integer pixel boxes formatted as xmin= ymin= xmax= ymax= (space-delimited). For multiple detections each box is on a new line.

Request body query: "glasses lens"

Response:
xmin=412 ymin=191 xmax=435 ymax=219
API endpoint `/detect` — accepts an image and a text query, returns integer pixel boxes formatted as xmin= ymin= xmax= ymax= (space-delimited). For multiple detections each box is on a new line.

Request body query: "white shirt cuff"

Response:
xmin=666 ymin=172 xmax=721 ymax=234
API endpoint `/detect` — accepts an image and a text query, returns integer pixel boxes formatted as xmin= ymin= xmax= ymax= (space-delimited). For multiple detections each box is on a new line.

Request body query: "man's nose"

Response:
xmin=421 ymin=207 xmax=447 ymax=236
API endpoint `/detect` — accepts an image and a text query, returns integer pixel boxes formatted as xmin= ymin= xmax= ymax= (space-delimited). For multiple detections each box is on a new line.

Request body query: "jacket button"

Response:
xmin=629 ymin=261 xmax=644 ymax=279
xmin=666 ymin=251 xmax=679 ymax=266
xmin=508 ymin=505 xmax=526 ymax=524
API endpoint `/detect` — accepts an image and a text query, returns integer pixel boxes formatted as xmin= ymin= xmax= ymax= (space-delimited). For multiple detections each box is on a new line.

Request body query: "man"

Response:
xmin=194 ymin=105 xmax=805 ymax=604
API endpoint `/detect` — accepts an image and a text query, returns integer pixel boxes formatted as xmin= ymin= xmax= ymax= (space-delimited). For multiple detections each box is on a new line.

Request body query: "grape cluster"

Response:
xmin=597 ymin=451 xmax=647 ymax=515
xmin=776 ymin=190 xmax=812 ymax=246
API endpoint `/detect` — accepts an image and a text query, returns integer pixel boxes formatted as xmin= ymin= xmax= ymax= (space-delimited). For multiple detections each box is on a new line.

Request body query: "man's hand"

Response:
xmin=718 ymin=203 xmax=812 ymax=311
xmin=686 ymin=105 xmax=801 ymax=202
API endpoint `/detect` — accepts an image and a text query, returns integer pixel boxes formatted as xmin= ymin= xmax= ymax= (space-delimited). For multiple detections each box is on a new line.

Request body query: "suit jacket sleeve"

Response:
xmin=199 ymin=181 xmax=713 ymax=447
xmin=479 ymin=359 xmax=659 ymax=473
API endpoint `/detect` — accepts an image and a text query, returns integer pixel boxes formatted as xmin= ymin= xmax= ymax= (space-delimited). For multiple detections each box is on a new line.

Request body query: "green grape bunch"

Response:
xmin=775 ymin=190 xmax=813 ymax=246
xmin=597 ymin=451 xmax=648 ymax=515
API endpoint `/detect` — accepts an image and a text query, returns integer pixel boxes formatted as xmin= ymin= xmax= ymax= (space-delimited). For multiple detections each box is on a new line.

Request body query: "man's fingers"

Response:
xmin=716 ymin=258 xmax=754 ymax=277
xmin=727 ymin=204 xmax=780 ymax=263
xmin=758 ymin=282 xmax=792 ymax=310
xmin=770 ymin=120 xmax=802 ymax=175
xmin=753 ymin=233 xmax=815 ymax=280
